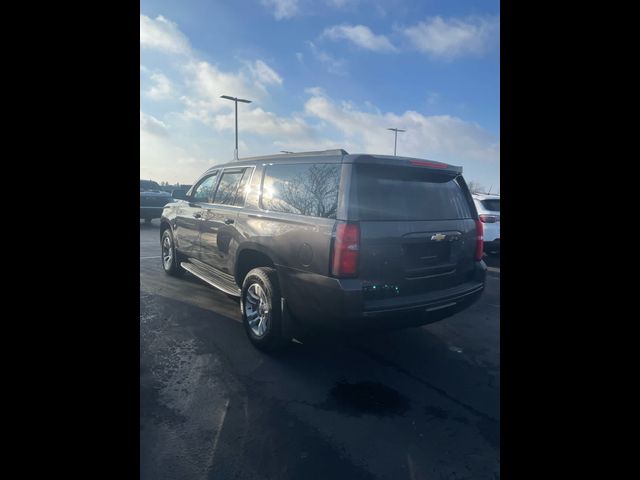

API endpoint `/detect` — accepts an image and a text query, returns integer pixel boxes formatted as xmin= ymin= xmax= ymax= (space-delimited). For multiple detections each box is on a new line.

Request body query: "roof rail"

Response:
xmin=236 ymin=149 xmax=349 ymax=161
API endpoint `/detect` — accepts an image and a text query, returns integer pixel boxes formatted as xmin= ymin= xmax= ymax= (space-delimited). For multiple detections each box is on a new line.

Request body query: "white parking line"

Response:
xmin=211 ymin=399 xmax=230 ymax=462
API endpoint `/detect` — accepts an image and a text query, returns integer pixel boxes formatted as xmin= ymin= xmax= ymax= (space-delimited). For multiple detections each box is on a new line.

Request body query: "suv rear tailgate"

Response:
xmin=349 ymin=163 xmax=479 ymax=304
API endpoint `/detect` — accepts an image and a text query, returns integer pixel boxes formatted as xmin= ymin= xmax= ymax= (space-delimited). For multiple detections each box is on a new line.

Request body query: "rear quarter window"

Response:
xmin=351 ymin=164 xmax=473 ymax=221
xmin=260 ymin=163 xmax=340 ymax=219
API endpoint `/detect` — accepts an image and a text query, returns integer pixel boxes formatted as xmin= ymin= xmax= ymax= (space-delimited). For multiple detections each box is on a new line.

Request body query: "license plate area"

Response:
xmin=403 ymin=241 xmax=451 ymax=268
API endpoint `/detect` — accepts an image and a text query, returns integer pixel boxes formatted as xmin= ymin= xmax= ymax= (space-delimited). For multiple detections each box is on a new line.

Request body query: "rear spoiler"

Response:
xmin=347 ymin=154 xmax=463 ymax=174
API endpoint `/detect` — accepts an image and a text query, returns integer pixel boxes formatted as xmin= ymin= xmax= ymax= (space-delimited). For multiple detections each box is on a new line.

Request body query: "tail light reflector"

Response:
xmin=475 ymin=219 xmax=484 ymax=260
xmin=479 ymin=214 xmax=498 ymax=223
xmin=331 ymin=222 xmax=359 ymax=278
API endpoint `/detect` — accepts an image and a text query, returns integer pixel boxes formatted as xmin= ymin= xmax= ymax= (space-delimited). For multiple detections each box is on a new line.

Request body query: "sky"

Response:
xmin=140 ymin=0 xmax=500 ymax=192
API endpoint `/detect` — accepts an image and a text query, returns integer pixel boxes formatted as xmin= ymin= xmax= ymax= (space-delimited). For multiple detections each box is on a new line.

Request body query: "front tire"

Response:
xmin=241 ymin=267 xmax=289 ymax=351
xmin=161 ymin=228 xmax=184 ymax=276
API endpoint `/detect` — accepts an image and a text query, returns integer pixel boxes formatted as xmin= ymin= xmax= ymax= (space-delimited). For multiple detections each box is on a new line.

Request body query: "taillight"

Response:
xmin=475 ymin=219 xmax=484 ymax=260
xmin=479 ymin=214 xmax=498 ymax=223
xmin=331 ymin=222 xmax=359 ymax=278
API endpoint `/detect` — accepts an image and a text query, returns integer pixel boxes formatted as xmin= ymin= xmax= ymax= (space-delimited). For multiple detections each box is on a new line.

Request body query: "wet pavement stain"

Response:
xmin=477 ymin=418 xmax=500 ymax=450
xmin=424 ymin=405 xmax=499 ymax=449
xmin=424 ymin=405 xmax=470 ymax=424
xmin=319 ymin=381 xmax=410 ymax=417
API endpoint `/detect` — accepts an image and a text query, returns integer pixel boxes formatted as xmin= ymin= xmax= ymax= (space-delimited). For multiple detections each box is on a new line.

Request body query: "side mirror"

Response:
xmin=172 ymin=189 xmax=188 ymax=200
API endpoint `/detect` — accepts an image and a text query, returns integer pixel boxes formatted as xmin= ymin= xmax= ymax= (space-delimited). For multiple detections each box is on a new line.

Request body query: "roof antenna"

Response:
xmin=488 ymin=184 xmax=492 ymax=194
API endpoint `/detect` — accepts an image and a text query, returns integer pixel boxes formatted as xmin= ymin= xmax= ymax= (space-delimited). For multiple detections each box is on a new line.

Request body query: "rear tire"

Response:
xmin=241 ymin=267 xmax=290 ymax=351
xmin=161 ymin=228 xmax=184 ymax=276
xmin=144 ymin=217 xmax=152 ymax=223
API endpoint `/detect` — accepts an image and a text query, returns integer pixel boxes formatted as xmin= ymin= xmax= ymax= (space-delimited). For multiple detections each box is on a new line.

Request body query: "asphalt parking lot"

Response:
xmin=140 ymin=219 xmax=500 ymax=480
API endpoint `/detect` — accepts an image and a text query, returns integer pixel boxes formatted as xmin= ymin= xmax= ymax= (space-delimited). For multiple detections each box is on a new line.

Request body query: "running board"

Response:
xmin=180 ymin=259 xmax=241 ymax=297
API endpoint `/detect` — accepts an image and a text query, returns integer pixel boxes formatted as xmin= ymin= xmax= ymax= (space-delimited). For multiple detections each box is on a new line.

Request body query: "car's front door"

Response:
xmin=174 ymin=172 xmax=218 ymax=259
xmin=199 ymin=167 xmax=253 ymax=273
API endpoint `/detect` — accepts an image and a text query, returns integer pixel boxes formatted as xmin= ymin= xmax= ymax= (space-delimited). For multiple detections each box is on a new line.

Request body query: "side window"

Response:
xmin=191 ymin=173 xmax=218 ymax=203
xmin=213 ymin=168 xmax=252 ymax=206
xmin=261 ymin=163 xmax=340 ymax=219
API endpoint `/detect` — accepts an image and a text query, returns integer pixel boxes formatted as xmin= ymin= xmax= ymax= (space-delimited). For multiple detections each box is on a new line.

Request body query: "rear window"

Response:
xmin=481 ymin=199 xmax=500 ymax=212
xmin=261 ymin=163 xmax=340 ymax=219
xmin=351 ymin=165 xmax=473 ymax=221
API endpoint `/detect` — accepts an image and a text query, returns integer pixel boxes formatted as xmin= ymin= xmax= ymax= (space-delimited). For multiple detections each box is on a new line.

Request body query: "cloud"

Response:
xmin=303 ymin=92 xmax=499 ymax=163
xmin=140 ymin=15 xmax=191 ymax=55
xmin=140 ymin=13 xmax=498 ymax=184
xmin=261 ymin=0 xmax=299 ymax=20
xmin=307 ymin=41 xmax=347 ymax=75
xmin=304 ymin=86 xmax=326 ymax=96
xmin=181 ymin=60 xmax=258 ymax=116
xmin=181 ymin=58 xmax=285 ymax=114
xmin=323 ymin=24 xmax=397 ymax=53
xmin=247 ymin=60 xmax=283 ymax=87
xmin=402 ymin=15 xmax=499 ymax=59
xmin=140 ymin=112 xmax=169 ymax=137
xmin=140 ymin=128 xmax=209 ymax=183
xmin=211 ymin=107 xmax=313 ymax=140
xmin=146 ymin=72 xmax=174 ymax=100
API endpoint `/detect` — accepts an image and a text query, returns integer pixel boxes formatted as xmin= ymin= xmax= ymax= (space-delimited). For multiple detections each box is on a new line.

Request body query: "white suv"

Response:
xmin=473 ymin=194 xmax=500 ymax=254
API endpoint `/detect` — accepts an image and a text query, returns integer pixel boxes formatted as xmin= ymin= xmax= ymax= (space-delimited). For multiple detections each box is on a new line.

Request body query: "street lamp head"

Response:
xmin=220 ymin=95 xmax=252 ymax=104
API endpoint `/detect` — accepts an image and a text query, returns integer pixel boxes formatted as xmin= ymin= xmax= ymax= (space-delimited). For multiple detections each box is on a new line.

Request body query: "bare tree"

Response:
xmin=277 ymin=164 xmax=340 ymax=218
xmin=467 ymin=181 xmax=485 ymax=194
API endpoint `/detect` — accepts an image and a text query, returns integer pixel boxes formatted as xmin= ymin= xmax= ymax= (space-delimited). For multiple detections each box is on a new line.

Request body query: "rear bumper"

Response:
xmin=278 ymin=261 xmax=487 ymax=332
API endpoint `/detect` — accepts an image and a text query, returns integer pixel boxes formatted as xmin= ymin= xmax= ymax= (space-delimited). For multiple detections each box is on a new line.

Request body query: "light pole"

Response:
xmin=221 ymin=95 xmax=252 ymax=160
xmin=387 ymin=128 xmax=406 ymax=156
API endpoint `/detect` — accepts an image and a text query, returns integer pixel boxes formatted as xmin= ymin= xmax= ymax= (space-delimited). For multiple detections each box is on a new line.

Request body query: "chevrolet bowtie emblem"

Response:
xmin=431 ymin=233 xmax=447 ymax=242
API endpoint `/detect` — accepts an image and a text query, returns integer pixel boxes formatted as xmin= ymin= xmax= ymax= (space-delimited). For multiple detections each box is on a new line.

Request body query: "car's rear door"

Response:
xmin=199 ymin=167 xmax=254 ymax=273
xmin=350 ymin=163 xmax=478 ymax=300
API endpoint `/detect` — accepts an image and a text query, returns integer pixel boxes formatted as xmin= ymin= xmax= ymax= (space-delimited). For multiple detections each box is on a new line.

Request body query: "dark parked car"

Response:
xmin=140 ymin=179 xmax=173 ymax=222
xmin=160 ymin=149 xmax=487 ymax=350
